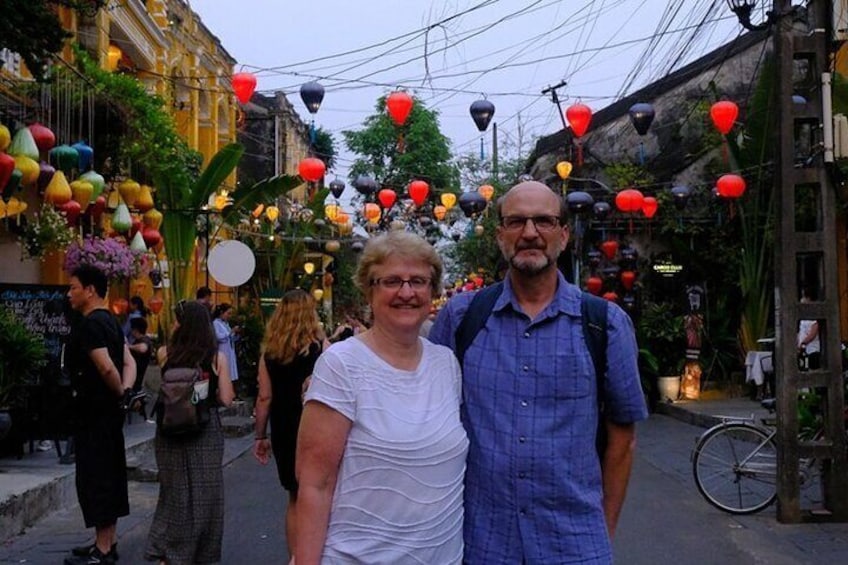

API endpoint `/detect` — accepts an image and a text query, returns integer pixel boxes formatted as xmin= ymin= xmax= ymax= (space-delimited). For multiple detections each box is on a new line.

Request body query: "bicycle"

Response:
xmin=690 ymin=398 xmax=843 ymax=514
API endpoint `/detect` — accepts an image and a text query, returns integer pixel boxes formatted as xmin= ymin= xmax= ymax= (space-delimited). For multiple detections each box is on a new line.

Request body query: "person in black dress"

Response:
xmin=253 ymin=289 xmax=327 ymax=559
xmin=65 ymin=265 xmax=136 ymax=565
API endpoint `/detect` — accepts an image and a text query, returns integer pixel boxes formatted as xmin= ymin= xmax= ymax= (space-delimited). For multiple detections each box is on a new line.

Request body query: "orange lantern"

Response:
xmin=232 ymin=72 xmax=257 ymax=104
xmin=408 ymin=180 xmax=429 ymax=206
xmin=478 ymin=184 xmax=495 ymax=201
xmin=433 ymin=205 xmax=447 ymax=221
xmin=148 ymin=296 xmax=164 ymax=315
xmin=252 ymin=204 xmax=265 ymax=218
xmin=364 ymin=202 xmax=381 ymax=222
xmin=111 ymin=298 xmax=129 ymax=316
xmin=386 ymin=91 xmax=414 ymax=126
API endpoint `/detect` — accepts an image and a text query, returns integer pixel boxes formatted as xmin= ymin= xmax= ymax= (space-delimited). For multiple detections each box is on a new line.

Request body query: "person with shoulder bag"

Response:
xmin=144 ymin=300 xmax=234 ymax=564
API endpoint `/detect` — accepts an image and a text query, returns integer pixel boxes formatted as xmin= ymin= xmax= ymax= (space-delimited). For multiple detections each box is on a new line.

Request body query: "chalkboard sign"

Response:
xmin=0 ymin=283 xmax=71 ymax=385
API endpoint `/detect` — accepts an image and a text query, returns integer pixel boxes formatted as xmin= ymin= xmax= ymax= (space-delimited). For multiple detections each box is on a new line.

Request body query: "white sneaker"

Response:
xmin=36 ymin=440 xmax=53 ymax=452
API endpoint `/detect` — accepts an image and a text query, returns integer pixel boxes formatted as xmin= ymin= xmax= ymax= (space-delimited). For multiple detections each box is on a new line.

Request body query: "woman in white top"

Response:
xmin=212 ymin=303 xmax=240 ymax=382
xmin=797 ymin=289 xmax=821 ymax=370
xmin=295 ymin=231 xmax=468 ymax=564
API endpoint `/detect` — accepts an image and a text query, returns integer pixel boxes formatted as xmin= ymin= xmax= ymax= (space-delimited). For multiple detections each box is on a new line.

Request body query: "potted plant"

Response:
xmin=637 ymin=301 xmax=686 ymax=405
xmin=0 ymin=306 xmax=47 ymax=440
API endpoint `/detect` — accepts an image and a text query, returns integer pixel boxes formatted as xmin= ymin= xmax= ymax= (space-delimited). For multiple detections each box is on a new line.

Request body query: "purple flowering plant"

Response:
xmin=63 ymin=236 xmax=144 ymax=280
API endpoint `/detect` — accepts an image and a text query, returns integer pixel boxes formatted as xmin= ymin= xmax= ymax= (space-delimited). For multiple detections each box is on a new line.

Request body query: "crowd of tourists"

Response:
xmin=62 ymin=180 xmax=648 ymax=565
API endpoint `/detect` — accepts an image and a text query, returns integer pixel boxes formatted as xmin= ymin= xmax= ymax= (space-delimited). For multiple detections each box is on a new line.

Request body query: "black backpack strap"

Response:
xmin=454 ymin=282 xmax=504 ymax=366
xmin=581 ymin=292 xmax=608 ymax=403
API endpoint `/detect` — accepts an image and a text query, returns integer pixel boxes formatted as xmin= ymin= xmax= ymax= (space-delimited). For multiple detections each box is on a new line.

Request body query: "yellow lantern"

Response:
xmin=0 ymin=198 xmax=5 ymax=219
xmin=312 ymin=288 xmax=324 ymax=301
xmin=324 ymin=204 xmax=340 ymax=222
xmin=364 ymin=202 xmax=381 ymax=222
xmin=135 ymin=184 xmax=155 ymax=212
xmin=433 ymin=205 xmax=447 ymax=221
xmin=117 ymin=179 xmax=141 ymax=207
xmin=478 ymin=184 xmax=495 ymax=202
xmin=252 ymin=204 xmax=265 ymax=218
xmin=106 ymin=44 xmax=122 ymax=72
xmin=303 ymin=262 xmax=316 ymax=275
xmin=325 ymin=240 xmax=341 ymax=253
xmin=214 ymin=194 xmax=229 ymax=211
xmin=266 ymin=205 xmax=280 ymax=221
xmin=70 ymin=180 xmax=94 ymax=209
xmin=440 ymin=193 xmax=457 ymax=209
xmin=474 ymin=224 xmax=485 ymax=236
xmin=5 ymin=196 xmax=26 ymax=217
xmin=143 ymin=208 xmax=163 ymax=230
xmin=44 ymin=170 xmax=72 ymax=205
xmin=556 ymin=161 xmax=573 ymax=180
xmin=14 ymin=155 xmax=39 ymax=186
xmin=0 ymin=124 xmax=10 ymax=152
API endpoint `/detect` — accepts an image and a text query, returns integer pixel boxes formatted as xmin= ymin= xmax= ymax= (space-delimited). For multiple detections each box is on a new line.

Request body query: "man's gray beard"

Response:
xmin=510 ymin=254 xmax=553 ymax=276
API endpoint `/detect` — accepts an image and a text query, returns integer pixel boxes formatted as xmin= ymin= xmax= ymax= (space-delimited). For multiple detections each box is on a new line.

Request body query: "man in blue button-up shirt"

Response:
xmin=430 ymin=180 xmax=648 ymax=564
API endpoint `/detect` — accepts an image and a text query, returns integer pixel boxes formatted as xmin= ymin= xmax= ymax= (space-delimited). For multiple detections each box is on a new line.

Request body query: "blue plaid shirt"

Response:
xmin=430 ymin=272 xmax=647 ymax=564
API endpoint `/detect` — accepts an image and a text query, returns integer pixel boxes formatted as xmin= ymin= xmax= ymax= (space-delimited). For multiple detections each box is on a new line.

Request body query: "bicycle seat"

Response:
xmin=761 ymin=398 xmax=776 ymax=412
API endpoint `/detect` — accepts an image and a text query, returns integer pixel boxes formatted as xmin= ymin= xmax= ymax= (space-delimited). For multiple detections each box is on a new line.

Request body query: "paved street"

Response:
xmin=2 ymin=413 xmax=847 ymax=564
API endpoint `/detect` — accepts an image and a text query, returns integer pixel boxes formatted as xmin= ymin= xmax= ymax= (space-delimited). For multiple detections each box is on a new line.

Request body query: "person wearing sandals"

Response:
xmin=295 ymin=231 xmax=468 ymax=564
xmin=144 ymin=301 xmax=235 ymax=564
xmin=253 ymin=289 xmax=328 ymax=559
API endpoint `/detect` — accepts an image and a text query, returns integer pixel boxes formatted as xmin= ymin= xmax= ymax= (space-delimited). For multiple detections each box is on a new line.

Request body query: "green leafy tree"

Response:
xmin=312 ymin=126 xmax=337 ymax=170
xmin=343 ymin=95 xmax=458 ymax=190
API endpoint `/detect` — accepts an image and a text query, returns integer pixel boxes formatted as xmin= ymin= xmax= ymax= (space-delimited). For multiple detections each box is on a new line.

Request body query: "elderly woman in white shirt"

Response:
xmin=212 ymin=303 xmax=239 ymax=383
xmin=295 ymin=231 xmax=468 ymax=564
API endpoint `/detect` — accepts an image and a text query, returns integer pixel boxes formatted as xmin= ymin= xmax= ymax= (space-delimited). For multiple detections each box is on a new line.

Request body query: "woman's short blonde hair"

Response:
xmin=354 ymin=231 xmax=444 ymax=298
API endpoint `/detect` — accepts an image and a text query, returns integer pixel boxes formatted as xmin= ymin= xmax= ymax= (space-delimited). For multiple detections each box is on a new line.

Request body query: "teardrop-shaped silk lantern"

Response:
xmin=70 ymin=180 xmax=94 ymax=209
xmin=129 ymin=230 xmax=148 ymax=252
xmin=36 ymin=161 xmax=56 ymax=192
xmin=60 ymin=200 xmax=82 ymax=227
xmin=600 ymin=240 xmax=619 ymax=260
xmin=8 ymin=127 xmax=39 ymax=161
xmin=586 ymin=276 xmax=603 ymax=296
xmin=232 ymin=72 xmax=257 ymax=104
xmin=111 ymin=201 xmax=132 ymax=233
xmin=329 ymin=178 xmax=345 ymax=199
xmin=440 ymin=193 xmax=457 ymax=210
xmin=363 ymin=202 xmax=381 ymax=222
xmin=615 ymin=189 xmax=645 ymax=213
xmin=710 ymin=101 xmax=738 ymax=135
xmin=14 ymin=155 xmax=39 ymax=186
xmin=72 ymin=141 xmax=94 ymax=172
xmin=469 ymin=99 xmax=495 ymax=132
xmin=556 ymin=161 xmax=573 ymax=180
xmin=628 ymin=103 xmax=655 ymax=136
xmin=716 ymin=174 xmax=746 ymax=198
xmin=478 ymin=184 xmax=495 ymax=202
xmin=143 ymin=208 xmax=163 ymax=230
xmin=641 ymin=196 xmax=658 ymax=218
xmin=118 ymin=179 xmax=141 ymax=207
xmin=565 ymin=103 xmax=593 ymax=137
xmin=135 ymin=184 xmax=155 ymax=212
xmin=0 ymin=153 xmax=14 ymax=194
xmin=148 ymin=296 xmax=164 ymax=315
xmin=142 ymin=227 xmax=162 ymax=248
xmin=298 ymin=157 xmax=326 ymax=182
xmin=49 ymin=144 xmax=79 ymax=175
xmin=408 ymin=180 xmax=429 ymax=206
xmin=91 ymin=195 xmax=107 ymax=223
xmin=44 ymin=170 xmax=72 ymax=205
xmin=79 ymin=170 xmax=106 ymax=199
xmin=28 ymin=123 xmax=56 ymax=155
xmin=378 ymin=188 xmax=397 ymax=209
xmin=0 ymin=124 xmax=10 ymax=152
xmin=386 ymin=91 xmax=414 ymax=126
xmin=621 ymin=270 xmax=636 ymax=291
xmin=593 ymin=201 xmax=611 ymax=221
xmin=433 ymin=205 xmax=447 ymax=221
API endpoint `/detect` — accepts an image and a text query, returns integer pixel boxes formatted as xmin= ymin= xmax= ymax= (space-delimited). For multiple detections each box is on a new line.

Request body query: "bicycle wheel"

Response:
xmin=692 ymin=423 xmax=778 ymax=514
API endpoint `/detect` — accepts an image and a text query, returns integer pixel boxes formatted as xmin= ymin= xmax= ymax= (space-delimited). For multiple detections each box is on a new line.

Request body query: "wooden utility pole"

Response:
xmin=773 ymin=0 xmax=848 ymax=522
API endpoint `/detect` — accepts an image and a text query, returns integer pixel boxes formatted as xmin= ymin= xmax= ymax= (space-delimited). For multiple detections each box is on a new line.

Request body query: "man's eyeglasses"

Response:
xmin=500 ymin=215 xmax=562 ymax=232
xmin=370 ymin=276 xmax=432 ymax=291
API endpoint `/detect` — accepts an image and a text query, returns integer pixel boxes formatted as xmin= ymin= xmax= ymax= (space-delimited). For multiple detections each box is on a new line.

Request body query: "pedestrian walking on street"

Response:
xmin=144 ymin=300 xmax=235 ymax=564
xmin=295 ymin=231 xmax=468 ymax=564
xmin=430 ymin=180 xmax=649 ymax=564
xmin=212 ymin=303 xmax=240 ymax=383
xmin=65 ymin=265 xmax=137 ymax=565
xmin=253 ymin=289 xmax=328 ymax=558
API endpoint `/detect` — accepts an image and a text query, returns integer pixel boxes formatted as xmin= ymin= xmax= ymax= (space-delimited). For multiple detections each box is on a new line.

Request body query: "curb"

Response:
xmin=655 ymin=401 xmax=724 ymax=429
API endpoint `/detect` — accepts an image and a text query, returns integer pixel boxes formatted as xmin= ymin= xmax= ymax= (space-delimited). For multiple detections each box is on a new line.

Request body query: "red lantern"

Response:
xmin=0 ymin=152 xmax=14 ymax=193
xmin=298 ymin=157 xmax=326 ymax=182
xmin=716 ymin=174 xmax=746 ymax=198
xmin=615 ymin=189 xmax=645 ymax=213
xmin=148 ymin=296 xmax=164 ymax=315
xmin=621 ymin=270 xmax=636 ymax=291
xmin=408 ymin=180 xmax=429 ymax=206
xmin=378 ymin=188 xmax=397 ymax=209
xmin=142 ymin=227 xmax=162 ymax=248
xmin=565 ymin=103 xmax=593 ymax=137
xmin=111 ymin=298 xmax=129 ymax=316
xmin=641 ymin=196 xmax=658 ymax=219
xmin=232 ymin=72 xmax=257 ymax=104
xmin=602 ymin=291 xmax=619 ymax=303
xmin=90 ymin=195 xmax=107 ymax=222
xmin=600 ymin=240 xmax=618 ymax=260
xmin=586 ymin=276 xmax=603 ymax=295
xmin=129 ymin=217 xmax=143 ymax=239
xmin=60 ymin=199 xmax=81 ymax=227
xmin=710 ymin=101 xmax=738 ymax=135
xmin=386 ymin=91 xmax=414 ymax=126
xmin=28 ymin=123 xmax=56 ymax=154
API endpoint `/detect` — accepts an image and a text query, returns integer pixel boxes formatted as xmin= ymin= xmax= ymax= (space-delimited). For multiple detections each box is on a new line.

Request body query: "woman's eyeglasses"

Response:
xmin=370 ymin=276 xmax=432 ymax=291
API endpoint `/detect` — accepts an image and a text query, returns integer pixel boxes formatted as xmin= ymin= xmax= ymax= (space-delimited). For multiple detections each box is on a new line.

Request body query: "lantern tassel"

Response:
xmin=639 ymin=141 xmax=645 ymax=166
xmin=310 ymin=120 xmax=316 ymax=145
xmin=397 ymin=133 xmax=405 ymax=153
xmin=722 ymin=137 xmax=729 ymax=166
xmin=576 ymin=140 xmax=583 ymax=167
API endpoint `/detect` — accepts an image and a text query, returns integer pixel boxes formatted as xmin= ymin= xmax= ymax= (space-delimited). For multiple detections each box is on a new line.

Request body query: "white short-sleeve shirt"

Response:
xmin=304 ymin=337 xmax=468 ymax=564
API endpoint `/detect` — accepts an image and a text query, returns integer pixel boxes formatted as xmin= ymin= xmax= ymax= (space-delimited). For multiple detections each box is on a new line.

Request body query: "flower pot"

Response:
xmin=657 ymin=376 xmax=681 ymax=403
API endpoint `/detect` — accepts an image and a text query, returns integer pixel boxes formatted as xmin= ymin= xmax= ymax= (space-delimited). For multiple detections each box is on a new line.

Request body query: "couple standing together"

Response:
xmin=286 ymin=180 xmax=648 ymax=564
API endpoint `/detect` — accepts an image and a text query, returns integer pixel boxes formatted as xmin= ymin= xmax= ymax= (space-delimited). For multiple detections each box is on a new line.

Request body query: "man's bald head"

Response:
xmin=495 ymin=180 xmax=567 ymax=221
